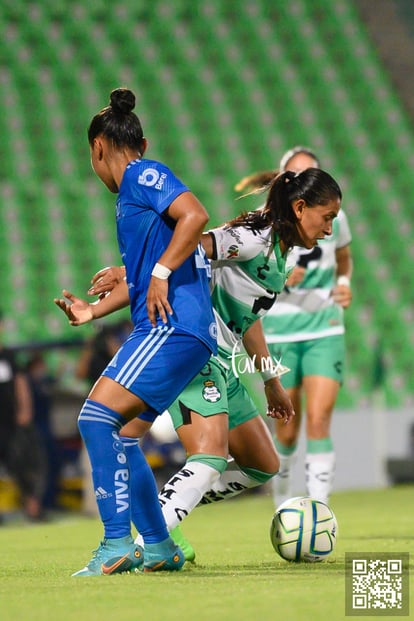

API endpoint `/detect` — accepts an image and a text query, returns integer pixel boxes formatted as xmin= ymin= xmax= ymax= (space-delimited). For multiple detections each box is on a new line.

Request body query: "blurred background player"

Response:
xmin=237 ymin=146 xmax=353 ymax=507
xmin=0 ymin=311 xmax=47 ymax=523
xmin=25 ymin=352 xmax=62 ymax=514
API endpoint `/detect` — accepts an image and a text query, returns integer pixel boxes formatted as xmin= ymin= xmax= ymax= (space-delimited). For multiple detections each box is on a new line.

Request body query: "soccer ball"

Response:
xmin=270 ymin=496 xmax=338 ymax=562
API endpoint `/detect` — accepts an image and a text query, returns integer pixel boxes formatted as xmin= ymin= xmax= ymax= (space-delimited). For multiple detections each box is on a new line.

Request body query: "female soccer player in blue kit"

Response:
xmin=81 ymin=167 xmax=343 ymax=562
xmin=55 ymin=88 xmax=217 ymax=576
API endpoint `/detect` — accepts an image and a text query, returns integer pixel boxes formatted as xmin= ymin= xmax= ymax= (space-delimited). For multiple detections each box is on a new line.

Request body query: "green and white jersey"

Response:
xmin=208 ymin=224 xmax=292 ymax=356
xmin=262 ymin=209 xmax=351 ymax=343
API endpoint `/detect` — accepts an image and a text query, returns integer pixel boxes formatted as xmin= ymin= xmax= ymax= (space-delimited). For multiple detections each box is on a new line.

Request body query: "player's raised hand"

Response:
xmin=54 ymin=289 xmax=94 ymax=326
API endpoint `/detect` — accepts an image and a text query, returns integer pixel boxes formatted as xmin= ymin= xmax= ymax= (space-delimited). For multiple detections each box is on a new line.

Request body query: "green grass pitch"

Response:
xmin=0 ymin=485 xmax=412 ymax=621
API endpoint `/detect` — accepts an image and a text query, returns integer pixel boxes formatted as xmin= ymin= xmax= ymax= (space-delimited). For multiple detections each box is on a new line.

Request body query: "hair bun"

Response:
xmin=109 ymin=88 xmax=136 ymax=114
xmin=283 ymin=170 xmax=297 ymax=182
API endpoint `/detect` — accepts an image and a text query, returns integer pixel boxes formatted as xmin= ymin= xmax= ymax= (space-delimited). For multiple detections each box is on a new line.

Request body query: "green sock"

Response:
xmin=187 ymin=453 xmax=228 ymax=473
xmin=306 ymin=438 xmax=333 ymax=454
xmin=273 ymin=436 xmax=298 ymax=456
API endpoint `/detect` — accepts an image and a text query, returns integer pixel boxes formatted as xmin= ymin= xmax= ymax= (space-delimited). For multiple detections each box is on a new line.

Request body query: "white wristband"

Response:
xmin=151 ymin=262 xmax=172 ymax=280
xmin=260 ymin=369 xmax=279 ymax=382
xmin=337 ymin=275 xmax=350 ymax=287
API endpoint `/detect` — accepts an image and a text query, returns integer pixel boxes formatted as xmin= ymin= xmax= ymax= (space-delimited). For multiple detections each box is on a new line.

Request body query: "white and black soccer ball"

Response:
xmin=270 ymin=496 xmax=338 ymax=562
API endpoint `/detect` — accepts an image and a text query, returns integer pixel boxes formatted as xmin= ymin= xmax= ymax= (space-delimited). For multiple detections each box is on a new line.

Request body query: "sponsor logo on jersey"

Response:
xmin=227 ymin=227 xmax=243 ymax=245
xmin=226 ymin=244 xmax=239 ymax=258
xmin=208 ymin=321 xmax=217 ymax=340
xmin=138 ymin=168 xmax=167 ymax=189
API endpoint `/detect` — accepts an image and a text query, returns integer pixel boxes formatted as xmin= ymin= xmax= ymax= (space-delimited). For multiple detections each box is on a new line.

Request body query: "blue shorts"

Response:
xmin=102 ymin=324 xmax=212 ymax=413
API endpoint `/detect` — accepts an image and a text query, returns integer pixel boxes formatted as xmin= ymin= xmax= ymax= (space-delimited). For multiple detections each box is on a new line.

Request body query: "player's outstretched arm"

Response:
xmin=54 ymin=280 xmax=130 ymax=326
xmin=54 ymin=290 xmax=94 ymax=326
xmin=243 ymin=319 xmax=295 ymax=425
xmin=146 ymin=192 xmax=209 ymax=326
xmin=332 ymin=244 xmax=353 ymax=308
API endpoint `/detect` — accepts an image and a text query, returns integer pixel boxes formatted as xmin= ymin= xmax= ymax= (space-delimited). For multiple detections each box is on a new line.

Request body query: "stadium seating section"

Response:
xmin=0 ymin=0 xmax=413 ymax=407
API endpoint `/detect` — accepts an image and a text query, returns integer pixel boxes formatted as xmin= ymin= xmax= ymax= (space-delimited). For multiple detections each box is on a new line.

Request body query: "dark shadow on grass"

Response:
xmin=340 ymin=535 xmax=414 ymax=540
xmin=179 ymin=560 xmax=345 ymax=577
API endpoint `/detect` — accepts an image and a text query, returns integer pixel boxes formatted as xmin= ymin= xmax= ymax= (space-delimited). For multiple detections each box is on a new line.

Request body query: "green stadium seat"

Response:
xmin=0 ymin=0 xmax=413 ymax=406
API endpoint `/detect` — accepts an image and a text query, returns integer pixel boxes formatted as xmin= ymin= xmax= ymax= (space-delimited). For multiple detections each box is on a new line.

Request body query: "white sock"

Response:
xmin=134 ymin=459 xmax=225 ymax=546
xmin=305 ymin=451 xmax=335 ymax=505
xmin=271 ymin=451 xmax=297 ymax=509
xmin=158 ymin=460 xmax=221 ymax=529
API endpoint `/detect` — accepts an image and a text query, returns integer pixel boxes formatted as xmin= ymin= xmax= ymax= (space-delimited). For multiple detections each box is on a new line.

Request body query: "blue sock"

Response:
xmin=121 ymin=436 xmax=169 ymax=544
xmin=78 ymin=399 xmax=131 ymax=539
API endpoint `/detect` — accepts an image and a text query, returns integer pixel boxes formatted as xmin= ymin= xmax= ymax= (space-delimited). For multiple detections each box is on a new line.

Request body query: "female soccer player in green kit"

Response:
xmin=84 ymin=166 xmax=343 ymax=562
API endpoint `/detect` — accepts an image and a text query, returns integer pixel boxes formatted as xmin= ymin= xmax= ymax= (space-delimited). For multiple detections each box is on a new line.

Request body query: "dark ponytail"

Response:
xmin=226 ymin=168 xmax=341 ymax=249
xmin=265 ymin=168 xmax=342 ymax=248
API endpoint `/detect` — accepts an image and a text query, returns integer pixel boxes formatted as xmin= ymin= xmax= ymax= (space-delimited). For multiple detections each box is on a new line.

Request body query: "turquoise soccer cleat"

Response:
xmin=142 ymin=538 xmax=185 ymax=572
xmin=72 ymin=535 xmax=144 ymax=577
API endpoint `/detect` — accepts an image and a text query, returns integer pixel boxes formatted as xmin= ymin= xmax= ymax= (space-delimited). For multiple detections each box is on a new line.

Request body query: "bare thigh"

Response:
xmin=120 ymin=410 xmax=229 ymax=457
xmin=229 ymin=416 xmax=279 ymax=474
xmin=120 ymin=417 xmax=154 ymax=438
xmin=175 ymin=411 xmax=229 ymax=458
xmin=88 ymin=376 xmax=148 ymax=421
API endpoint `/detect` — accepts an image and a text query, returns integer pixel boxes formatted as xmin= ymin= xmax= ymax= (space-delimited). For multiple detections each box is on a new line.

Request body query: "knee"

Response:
xmin=307 ymin=416 xmax=332 ymax=439
xmin=276 ymin=423 xmax=299 ymax=447
xmin=242 ymin=451 xmax=280 ymax=479
xmin=267 ymin=454 xmax=280 ymax=477
xmin=77 ymin=399 xmax=114 ymax=441
xmin=259 ymin=451 xmax=280 ymax=476
xmin=273 ymin=454 xmax=280 ymax=475
xmin=77 ymin=401 xmax=91 ymax=440
xmin=120 ymin=417 xmax=150 ymax=439
xmin=187 ymin=455 xmax=228 ymax=480
xmin=242 ymin=463 xmax=279 ymax=484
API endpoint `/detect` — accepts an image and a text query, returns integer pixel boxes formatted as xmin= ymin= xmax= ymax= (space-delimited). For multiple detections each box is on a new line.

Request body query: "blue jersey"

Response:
xmin=116 ymin=158 xmax=217 ymax=353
